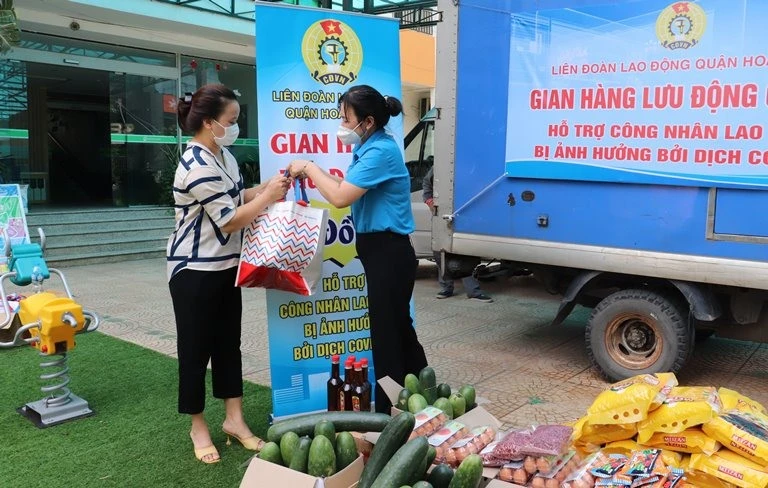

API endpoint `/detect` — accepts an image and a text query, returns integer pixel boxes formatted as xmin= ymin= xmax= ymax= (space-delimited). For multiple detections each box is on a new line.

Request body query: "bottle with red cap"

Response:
xmin=327 ymin=354 xmax=343 ymax=411
xmin=339 ymin=358 xmax=354 ymax=411
xmin=351 ymin=361 xmax=369 ymax=412
xmin=360 ymin=358 xmax=372 ymax=411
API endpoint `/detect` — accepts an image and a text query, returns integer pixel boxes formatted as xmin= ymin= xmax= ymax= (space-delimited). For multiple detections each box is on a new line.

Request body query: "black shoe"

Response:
xmin=436 ymin=290 xmax=453 ymax=299
xmin=469 ymin=293 xmax=493 ymax=303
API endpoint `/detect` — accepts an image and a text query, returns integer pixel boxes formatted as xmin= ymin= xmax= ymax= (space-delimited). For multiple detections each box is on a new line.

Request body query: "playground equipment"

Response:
xmin=0 ymin=228 xmax=100 ymax=428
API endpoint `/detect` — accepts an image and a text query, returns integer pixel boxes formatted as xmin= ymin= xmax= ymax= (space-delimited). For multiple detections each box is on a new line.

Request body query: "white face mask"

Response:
xmin=337 ymin=120 xmax=363 ymax=146
xmin=212 ymin=120 xmax=240 ymax=147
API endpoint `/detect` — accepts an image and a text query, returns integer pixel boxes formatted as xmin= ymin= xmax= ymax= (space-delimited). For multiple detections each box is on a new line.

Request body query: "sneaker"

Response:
xmin=436 ymin=290 xmax=453 ymax=299
xmin=469 ymin=293 xmax=493 ymax=303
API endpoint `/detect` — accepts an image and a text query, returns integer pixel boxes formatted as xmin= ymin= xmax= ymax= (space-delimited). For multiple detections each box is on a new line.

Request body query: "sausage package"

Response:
xmin=637 ymin=387 xmax=722 ymax=443
xmin=689 ymin=450 xmax=768 ymax=488
xmin=409 ymin=406 xmax=448 ymax=440
xmin=587 ymin=373 xmax=678 ymax=426
xmin=702 ymin=409 xmax=768 ymax=467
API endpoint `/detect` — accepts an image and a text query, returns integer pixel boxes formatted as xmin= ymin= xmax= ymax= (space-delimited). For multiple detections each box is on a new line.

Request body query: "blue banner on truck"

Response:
xmin=503 ymin=0 xmax=768 ymax=189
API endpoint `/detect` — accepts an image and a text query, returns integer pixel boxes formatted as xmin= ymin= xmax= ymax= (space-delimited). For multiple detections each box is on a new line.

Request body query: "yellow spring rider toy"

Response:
xmin=0 ymin=228 xmax=100 ymax=428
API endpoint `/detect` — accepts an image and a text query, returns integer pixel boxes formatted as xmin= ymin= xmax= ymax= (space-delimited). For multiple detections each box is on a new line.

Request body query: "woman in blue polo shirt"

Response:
xmin=287 ymin=85 xmax=428 ymax=413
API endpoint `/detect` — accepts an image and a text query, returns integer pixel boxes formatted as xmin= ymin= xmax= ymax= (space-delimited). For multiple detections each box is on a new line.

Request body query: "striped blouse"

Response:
xmin=166 ymin=141 xmax=245 ymax=281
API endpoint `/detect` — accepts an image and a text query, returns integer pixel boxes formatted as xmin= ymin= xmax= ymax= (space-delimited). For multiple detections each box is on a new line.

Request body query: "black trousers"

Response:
xmin=169 ymin=267 xmax=243 ymax=414
xmin=356 ymin=231 xmax=428 ymax=413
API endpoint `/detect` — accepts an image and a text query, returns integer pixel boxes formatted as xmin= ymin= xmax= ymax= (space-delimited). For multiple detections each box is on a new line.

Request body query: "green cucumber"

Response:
xmin=335 ymin=432 xmax=358 ymax=471
xmin=258 ymin=441 xmax=283 ymax=465
xmin=267 ymin=411 xmax=391 ymax=443
xmin=427 ymin=463 xmax=454 ymax=488
xmin=408 ymin=394 xmax=428 ymax=414
xmin=358 ymin=412 xmax=416 ymax=488
xmin=433 ymin=398 xmax=453 ymax=420
xmin=280 ymin=431 xmax=300 ymax=465
xmin=458 ymin=386 xmax=476 ymax=410
xmin=370 ymin=437 xmax=430 ymax=488
xmin=408 ymin=445 xmax=436 ymax=484
xmin=419 ymin=367 xmax=437 ymax=391
xmin=314 ymin=420 xmax=336 ymax=449
xmin=308 ymin=435 xmax=336 ymax=478
xmin=289 ymin=436 xmax=312 ymax=473
xmin=405 ymin=374 xmax=422 ymax=395
xmin=447 ymin=454 xmax=483 ymax=488
xmin=397 ymin=388 xmax=412 ymax=410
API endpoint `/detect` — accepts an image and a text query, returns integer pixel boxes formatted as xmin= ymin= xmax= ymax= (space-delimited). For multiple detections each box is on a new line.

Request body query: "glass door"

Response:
xmin=109 ymin=73 xmax=179 ymax=206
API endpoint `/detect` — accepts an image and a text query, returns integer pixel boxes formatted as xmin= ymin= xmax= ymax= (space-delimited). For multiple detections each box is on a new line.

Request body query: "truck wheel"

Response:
xmin=586 ymin=289 xmax=692 ymax=381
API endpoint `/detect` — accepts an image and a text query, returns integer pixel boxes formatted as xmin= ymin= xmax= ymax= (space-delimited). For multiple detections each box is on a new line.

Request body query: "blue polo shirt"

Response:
xmin=345 ymin=129 xmax=415 ymax=235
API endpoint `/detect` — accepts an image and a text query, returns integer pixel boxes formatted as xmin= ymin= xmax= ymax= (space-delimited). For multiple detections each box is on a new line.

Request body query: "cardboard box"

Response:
xmin=366 ymin=376 xmax=499 ymax=445
xmin=377 ymin=375 xmax=491 ymax=416
xmin=240 ymin=453 xmax=364 ymax=488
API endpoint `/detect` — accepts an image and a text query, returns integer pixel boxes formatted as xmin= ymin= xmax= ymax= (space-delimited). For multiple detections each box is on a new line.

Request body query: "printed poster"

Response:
xmin=0 ymin=184 xmax=31 ymax=273
xmin=255 ymin=4 xmax=403 ymax=419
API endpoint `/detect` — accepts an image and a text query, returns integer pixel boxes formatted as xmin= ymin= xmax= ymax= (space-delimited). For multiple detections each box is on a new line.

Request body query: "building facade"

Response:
xmin=0 ymin=0 xmax=434 ymax=208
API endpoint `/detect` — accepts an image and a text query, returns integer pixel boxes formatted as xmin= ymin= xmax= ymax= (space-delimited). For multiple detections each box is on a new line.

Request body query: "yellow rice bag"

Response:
xmin=702 ymin=410 xmax=768 ymax=467
xmin=719 ymin=388 xmax=767 ymax=416
xmin=587 ymin=373 xmax=678 ymax=425
xmin=602 ymin=440 xmax=640 ymax=456
xmin=637 ymin=387 xmax=722 ymax=443
xmin=689 ymin=450 xmax=768 ymax=488
xmin=644 ymin=428 xmax=721 ymax=455
xmin=680 ymin=456 xmax=738 ymax=488
xmin=572 ymin=416 xmax=637 ymax=446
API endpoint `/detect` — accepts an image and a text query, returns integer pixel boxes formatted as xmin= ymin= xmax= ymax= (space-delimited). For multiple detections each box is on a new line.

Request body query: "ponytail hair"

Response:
xmin=339 ymin=84 xmax=402 ymax=130
xmin=177 ymin=83 xmax=238 ymax=134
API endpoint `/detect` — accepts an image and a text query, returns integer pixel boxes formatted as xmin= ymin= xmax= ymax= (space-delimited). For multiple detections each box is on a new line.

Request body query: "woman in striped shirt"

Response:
xmin=168 ymin=84 xmax=291 ymax=464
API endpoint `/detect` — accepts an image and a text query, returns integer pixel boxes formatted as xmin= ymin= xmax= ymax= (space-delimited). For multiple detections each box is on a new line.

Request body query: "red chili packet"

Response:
xmin=591 ymin=454 xmax=629 ymax=478
xmin=625 ymin=449 xmax=661 ymax=477
xmin=596 ymin=474 xmax=633 ymax=487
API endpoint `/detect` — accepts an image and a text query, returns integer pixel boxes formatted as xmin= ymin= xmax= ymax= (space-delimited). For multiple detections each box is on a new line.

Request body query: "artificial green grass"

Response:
xmin=0 ymin=332 xmax=272 ymax=488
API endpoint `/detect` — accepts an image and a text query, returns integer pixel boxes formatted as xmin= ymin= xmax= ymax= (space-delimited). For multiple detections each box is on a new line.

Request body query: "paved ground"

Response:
xmin=6 ymin=258 xmax=768 ymax=430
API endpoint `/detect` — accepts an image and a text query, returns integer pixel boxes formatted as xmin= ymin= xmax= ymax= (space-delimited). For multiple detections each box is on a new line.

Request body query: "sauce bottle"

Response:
xmin=326 ymin=354 xmax=342 ymax=411
xmin=339 ymin=358 xmax=354 ymax=411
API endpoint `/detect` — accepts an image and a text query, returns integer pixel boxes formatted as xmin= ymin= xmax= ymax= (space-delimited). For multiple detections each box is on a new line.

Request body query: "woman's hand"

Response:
xmin=265 ymin=174 xmax=292 ymax=202
xmin=286 ymin=159 xmax=313 ymax=179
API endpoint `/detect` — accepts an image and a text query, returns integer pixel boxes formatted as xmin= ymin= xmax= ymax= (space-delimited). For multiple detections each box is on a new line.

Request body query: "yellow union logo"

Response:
xmin=656 ymin=1 xmax=706 ymax=50
xmin=302 ymin=19 xmax=363 ymax=85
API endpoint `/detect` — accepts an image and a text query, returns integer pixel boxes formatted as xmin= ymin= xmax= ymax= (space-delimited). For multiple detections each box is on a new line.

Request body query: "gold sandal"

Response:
xmin=193 ymin=444 xmax=221 ymax=464
xmin=223 ymin=429 xmax=265 ymax=451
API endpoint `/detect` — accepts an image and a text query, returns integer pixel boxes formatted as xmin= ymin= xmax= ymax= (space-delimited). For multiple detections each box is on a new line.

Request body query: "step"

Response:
xmin=27 ymin=216 xmax=174 ymax=236
xmin=44 ymin=249 xmax=166 ymax=268
xmin=30 ymin=226 xmax=172 ymax=244
xmin=40 ymin=237 xmax=167 ymax=259
xmin=27 ymin=207 xmax=174 ymax=225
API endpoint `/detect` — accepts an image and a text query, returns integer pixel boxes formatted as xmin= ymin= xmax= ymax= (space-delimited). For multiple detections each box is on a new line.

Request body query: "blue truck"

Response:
xmin=410 ymin=0 xmax=768 ymax=380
